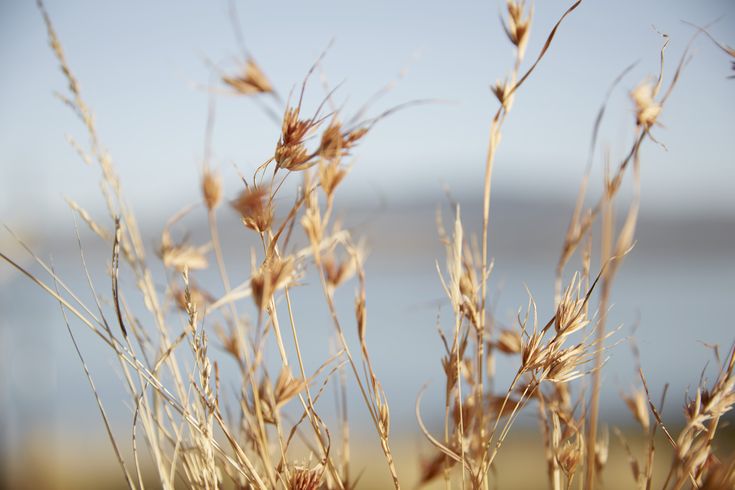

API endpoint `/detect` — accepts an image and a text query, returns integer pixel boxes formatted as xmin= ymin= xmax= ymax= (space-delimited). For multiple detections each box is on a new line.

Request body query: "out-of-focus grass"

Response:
xmin=6 ymin=428 xmax=734 ymax=489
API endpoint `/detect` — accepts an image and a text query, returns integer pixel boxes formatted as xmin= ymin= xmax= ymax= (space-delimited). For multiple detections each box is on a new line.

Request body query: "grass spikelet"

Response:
xmin=502 ymin=0 xmax=533 ymax=60
xmin=493 ymin=329 xmax=522 ymax=355
xmin=622 ymin=388 xmax=651 ymax=432
xmin=202 ymin=167 xmax=223 ymax=211
xmin=289 ymin=464 xmax=324 ymax=490
xmin=231 ymin=184 xmax=274 ymax=233
xmin=250 ymin=254 xmax=294 ymax=312
xmin=275 ymin=106 xmax=322 ymax=171
xmin=631 ymin=80 xmax=663 ymax=129
xmin=222 ymin=59 xmax=274 ymax=95
xmin=159 ymin=224 xmax=210 ymax=272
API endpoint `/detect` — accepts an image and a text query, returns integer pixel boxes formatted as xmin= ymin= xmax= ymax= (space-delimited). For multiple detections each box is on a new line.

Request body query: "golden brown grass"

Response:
xmin=2 ymin=1 xmax=734 ymax=489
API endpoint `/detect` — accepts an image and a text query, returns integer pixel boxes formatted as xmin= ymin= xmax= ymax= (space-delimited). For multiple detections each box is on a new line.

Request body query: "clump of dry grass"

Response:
xmin=2 ymin=1 xmax=734 ymax=489
xmin=415 ymin=2 xmax=734 ymax=489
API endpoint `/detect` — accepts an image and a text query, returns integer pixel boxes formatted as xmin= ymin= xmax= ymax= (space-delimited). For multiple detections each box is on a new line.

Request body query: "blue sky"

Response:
xmin=1 ymin=0 xmax=733 ymax=231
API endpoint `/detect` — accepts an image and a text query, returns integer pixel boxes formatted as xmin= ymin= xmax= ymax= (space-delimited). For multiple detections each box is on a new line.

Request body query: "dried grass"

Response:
xmin=1 ymin=1 xmax=733 ymax=489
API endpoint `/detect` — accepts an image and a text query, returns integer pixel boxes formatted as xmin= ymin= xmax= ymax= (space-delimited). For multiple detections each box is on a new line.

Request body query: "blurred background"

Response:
xmin=1 ymin=0 xmax=734 ymax=488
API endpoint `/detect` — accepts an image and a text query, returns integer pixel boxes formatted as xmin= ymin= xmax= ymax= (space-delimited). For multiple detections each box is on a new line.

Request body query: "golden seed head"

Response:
xmin=545 ymin=344 xmax=587 ymax=383
xmin=158 ymin=237 xmax=209 ymax=272
xmin=318 ymin=120 xmax=367 ymax=163
xmin=458 ymin=263 xmax=477 ymax=300
xmin=250 ymin=255 xmax=294 ymax=311
xmin=376 ymin=390 xmax=391 ymax=438
xmin=323 ymin=253 xmax=356 ymax=290
xmin=275 ymin=142 xmax=312 ymax=171
xmin=631 ymin=81 xmax=662 ymax=128
xmin=275 ymin=108 xmax=319 ymax=171
xmin=301 ymin=205 xmax=323 ymax=247
xmin=492 ymin=79 xmax=515 ymax=111
xmin=495 ymin=328 xmax=522 ymax=354
xmin=503 ymin=0 xmax=533 ymax=59
xmin=555 ymin=275 xmax=589 ymax=338
xmin=273 ymin=369 xmax=307 ymax=408
xmin=318 ymin=121 xmax=344 ymax=162
xmin=214 ymin=324 xmax=242 ymax=361
xmin=231 ymin=185 xmax=273 ymax=232
xmin=222 ymin=59 xmax=273 ymax=95
xmin=173 ymin=285 xmax=213 ymax=313
xmin=521 ymin=332 xmax=545 ymax=371
xmin=201 ymin=168 xmax=222 ymax=210
xmin=623 ymin=389 xmax=650 ymax=430
xmin=355 ymin=295 xmax=367 ymax=342
xmin=161 ymin=246 xmax=209 ymax=272
xmin=345 ymin=126 xmax=369 ymax=146
xmin=556 ymin=437 xmax=583 ymax=477
xmin=289 ymin=464 xmax=323 ymax=490
xmin=318 ymin=160 xmax=348 ymax=200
